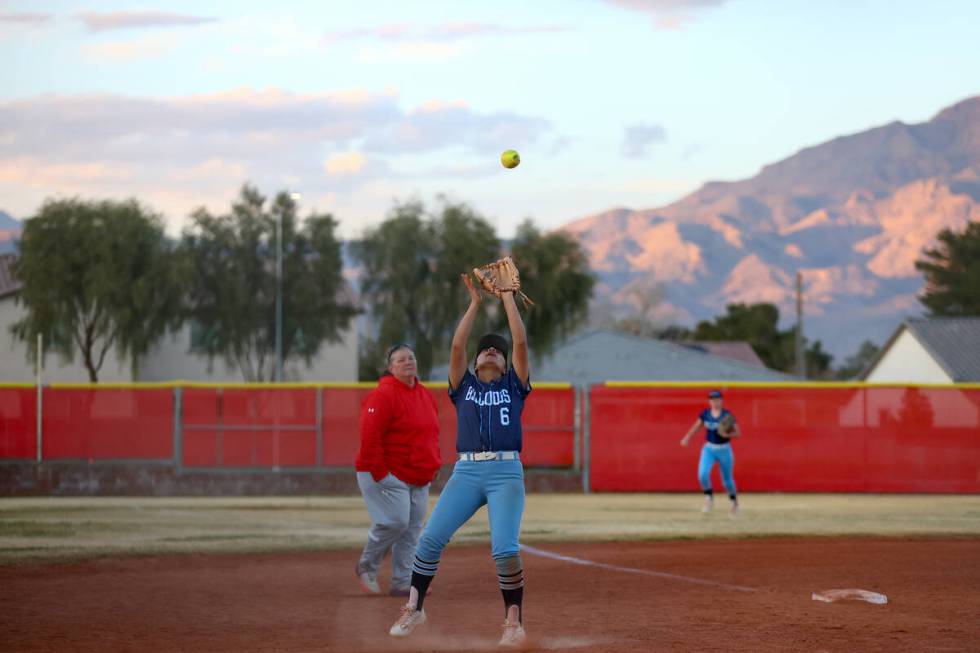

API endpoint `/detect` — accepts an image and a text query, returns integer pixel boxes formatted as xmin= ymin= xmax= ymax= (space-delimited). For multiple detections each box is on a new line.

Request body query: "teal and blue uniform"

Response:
xmin=697 ymin=408 xmax=737 ymax=496
xmin=413 ymin=368 xmax=531 ymax=568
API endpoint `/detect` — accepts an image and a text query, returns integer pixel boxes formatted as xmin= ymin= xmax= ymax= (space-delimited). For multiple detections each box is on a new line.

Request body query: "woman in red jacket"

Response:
xmin=355 ymin=343 xmax=441 ymax=596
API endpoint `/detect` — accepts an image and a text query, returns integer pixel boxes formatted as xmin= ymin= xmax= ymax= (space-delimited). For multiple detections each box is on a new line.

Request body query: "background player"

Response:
xmin=680 ymin=389 xmax=741 ymax=516
xmin=388 ymin=273 xmax=531 ymax=648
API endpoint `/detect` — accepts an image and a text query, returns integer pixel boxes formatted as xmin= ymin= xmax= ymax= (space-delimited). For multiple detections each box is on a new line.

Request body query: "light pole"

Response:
xmin=795 ymin=270 xmax=805 ymax=380
xmin=275 ymin=191 xmax=301 ymax=383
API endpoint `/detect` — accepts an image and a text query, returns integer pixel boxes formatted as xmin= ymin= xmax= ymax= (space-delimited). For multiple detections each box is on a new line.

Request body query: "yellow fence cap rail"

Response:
xmin=603 ymin=380 xmax=980 ymax=390
xmin=27 ymin=379 xmax=574 ymax=390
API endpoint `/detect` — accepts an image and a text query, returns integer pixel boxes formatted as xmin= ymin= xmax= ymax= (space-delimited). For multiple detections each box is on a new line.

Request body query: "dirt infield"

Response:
xmin=2 ymin=538 xmax=978 ymax=652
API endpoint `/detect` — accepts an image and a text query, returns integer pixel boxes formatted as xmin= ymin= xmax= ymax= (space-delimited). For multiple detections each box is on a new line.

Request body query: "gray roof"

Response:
xmin=905 ymin=318 xmax=980 ymax=382
xmin=676 ymin=340 xmax=766 ymax=368
xmin=427 ymin=329 xmax=794 ymax=384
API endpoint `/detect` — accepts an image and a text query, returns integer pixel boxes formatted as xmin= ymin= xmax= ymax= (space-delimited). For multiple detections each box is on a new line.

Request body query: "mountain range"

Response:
xmin=0 ymin=210 xmax=19 ymax=254
xmin=562 ymin=95 xmax=980 ymax=359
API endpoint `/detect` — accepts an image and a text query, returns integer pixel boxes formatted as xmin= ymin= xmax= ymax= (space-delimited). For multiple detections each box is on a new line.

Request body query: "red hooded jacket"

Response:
xmin=355 ymin=374 xmax=441 ymax=486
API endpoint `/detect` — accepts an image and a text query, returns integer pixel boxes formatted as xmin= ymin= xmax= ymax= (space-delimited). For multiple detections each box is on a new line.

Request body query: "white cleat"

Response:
xmin=389 ymin=604 xmax=426 ymax=637
xmin=701 ymin=496 xmax=713 ymax=513
xmin=499 ymin=619 xmax=526 ymax=648
xmin=729 ymin=502 xmax=740 ymax=519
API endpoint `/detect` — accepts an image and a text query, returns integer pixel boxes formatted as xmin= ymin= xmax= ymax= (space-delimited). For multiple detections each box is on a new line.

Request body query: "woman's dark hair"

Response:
xmin=386 ymin=343 xmax=414 ymax=365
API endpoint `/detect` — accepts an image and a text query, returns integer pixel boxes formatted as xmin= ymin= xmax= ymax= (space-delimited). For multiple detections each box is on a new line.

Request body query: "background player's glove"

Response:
xmin=472 ymin=256 xmax=534 ymax=307
xmin=718 ymin=414 xmax=735 ymax=438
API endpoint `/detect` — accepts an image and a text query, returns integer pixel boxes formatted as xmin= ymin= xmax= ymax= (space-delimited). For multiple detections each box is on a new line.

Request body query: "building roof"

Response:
xmin=905 ymin=318 xmax=980 ymax=382
xmin=427 ymin=329 xmax=794 ymax=384
xmin=862 ymin=317 xmax=980 ymax=382
xmin=0 ymin=253 xmax=21 ymax=298
xmin=676 ymin=340 xmax=766 ymax=368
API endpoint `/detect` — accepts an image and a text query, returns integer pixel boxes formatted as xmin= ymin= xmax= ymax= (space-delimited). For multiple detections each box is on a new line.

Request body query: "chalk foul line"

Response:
xmin=521 ymin=544 xmax=757 ymax=594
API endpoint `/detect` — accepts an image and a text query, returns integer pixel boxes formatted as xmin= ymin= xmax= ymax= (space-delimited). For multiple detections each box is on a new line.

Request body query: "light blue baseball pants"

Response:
xmin=698 ymin=443 xmax=737 ymax=495
xmin=413 ymin=459 xmax=525 ymax=570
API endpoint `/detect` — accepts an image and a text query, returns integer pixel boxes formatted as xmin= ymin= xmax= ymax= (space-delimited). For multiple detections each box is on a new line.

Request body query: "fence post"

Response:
xmin=572 ymin=385 xmax=581 ymax=472
xmin=36 ymin=384 xmax=43 ymax=463
xmin=315 ymin=386 xmax=324 ymax=467
xmin=582 ymin=384 xmax=591 ymax=494
xmin=35 ymin=332 xmax=43 ymax=463
xmin=173 ymin=386 xmax=183 ymax=471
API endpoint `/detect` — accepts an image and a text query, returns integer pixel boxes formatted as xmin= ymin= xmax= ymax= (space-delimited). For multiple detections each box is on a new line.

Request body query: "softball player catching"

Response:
xmin=388 ymin=272 xmax=531 ymax=647
xmin=680 ymin=389 xmax=741 ymax=516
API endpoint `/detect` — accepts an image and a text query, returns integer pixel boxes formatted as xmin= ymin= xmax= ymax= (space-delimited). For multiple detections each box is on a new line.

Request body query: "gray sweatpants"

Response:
xmin=356 ymin=471 xmax=430 ymax=591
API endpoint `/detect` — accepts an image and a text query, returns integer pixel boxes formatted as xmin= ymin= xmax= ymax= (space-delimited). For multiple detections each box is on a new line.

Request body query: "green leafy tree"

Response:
xmin=915 ymin=222 xmax=980 ymax=316
xmin=692 ymin=303 xmax=833 ymax=377
xmin=12 ymin=198 xmax=182 ymax=382
xmin=179 ymin=185 xmax=357 ymax=381
xmin=505 ymin=220 xmax=596 ymax=360
xmin=835 ymin=340 xmax=880 ymax=379
xmin=353 ymin=199 xmax=499 ymax=380
xmin=693 ymin=303 xmax=788 ymax=369
xmin=798 ymin=335 xmax=833 ymax=379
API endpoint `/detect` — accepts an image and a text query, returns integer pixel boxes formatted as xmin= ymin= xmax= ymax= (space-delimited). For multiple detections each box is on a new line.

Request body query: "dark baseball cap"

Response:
xmin=708 ymin=389 xmax=723 ymax=399
xmin=476 ymin=333 xmax=509 ymax=361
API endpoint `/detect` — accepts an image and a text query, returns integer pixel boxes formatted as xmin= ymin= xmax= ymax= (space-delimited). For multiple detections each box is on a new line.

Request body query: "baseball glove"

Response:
xmin=472 ymin=256 xmax=534 ymax=307
xmin=717 ymin=414 xmax=735 ymax=438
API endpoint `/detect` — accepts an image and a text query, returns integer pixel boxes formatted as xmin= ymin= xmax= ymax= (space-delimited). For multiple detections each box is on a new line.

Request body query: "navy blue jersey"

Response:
xmin=700 ymin=408 xmax=735 ymax=445
xmin=449 ymin=368 xmax=532 ymax=452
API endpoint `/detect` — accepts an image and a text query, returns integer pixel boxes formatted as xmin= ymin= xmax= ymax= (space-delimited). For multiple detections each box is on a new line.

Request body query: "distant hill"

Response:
xmin=561 ymin=95 xmax=980 ymax=359
xmin=0 ymin=210 xmax=19 ymax=254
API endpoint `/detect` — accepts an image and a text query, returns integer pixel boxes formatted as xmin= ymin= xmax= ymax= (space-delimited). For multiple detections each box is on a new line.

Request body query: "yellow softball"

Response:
xmin=500 ymin=149 xmax=520 ymax=169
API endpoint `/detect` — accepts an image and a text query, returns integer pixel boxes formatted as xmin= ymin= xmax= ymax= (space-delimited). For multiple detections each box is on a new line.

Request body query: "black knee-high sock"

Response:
xmin=410 ymin=571 xmax=435 ymax=610
xmin=703 ymin=489 xmax=714 ymax=496
xmin=501 ymin=586 xmax=524 ymax=623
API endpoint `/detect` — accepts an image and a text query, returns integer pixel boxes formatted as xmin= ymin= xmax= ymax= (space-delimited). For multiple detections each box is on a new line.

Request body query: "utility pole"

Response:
xmin=795 ymin=271 xmax=805 ymax=380
xmin=275 ymin=207 xmax=283 ymax=383
xmin=276 ymin=191 xmax=302 ymax=383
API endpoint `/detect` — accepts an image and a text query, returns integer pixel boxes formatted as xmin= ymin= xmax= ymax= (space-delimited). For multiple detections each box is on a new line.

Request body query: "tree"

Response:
xmin=505 ymin=220 xmax=595 ymax=359
xmin=179 ymin=185 xmax=357 ymax=381
xmin=353 ymin=198 xmax=500 ymax=380
xmin=835 ymin=340 xmax=880 ymax=379
xmin=915 ymin=222 xmax=980 ymax=316
xmin=692 ymin=302 xmax=834 ymax=377
xmin=693 ymin=303 xmax=788 ymax=369
xmin=594 ymin=275 xmax=666 ymax=338
xmin=12 ymin=198 xmax=182 ymax=382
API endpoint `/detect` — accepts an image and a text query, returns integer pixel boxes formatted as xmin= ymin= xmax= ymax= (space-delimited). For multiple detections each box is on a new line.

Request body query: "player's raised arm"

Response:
xmin=449 ymin=274 xmax=481 ymax=391
xmin=501 ymin=291 xmax=529 ymax=386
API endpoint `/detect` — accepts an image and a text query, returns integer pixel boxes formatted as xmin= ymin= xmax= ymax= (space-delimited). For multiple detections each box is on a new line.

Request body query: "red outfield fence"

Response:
xmin=0 ymin=382 xmax=577 ymax=470
xmin=2 ymin=382 xmax=978 ymax=493
xmin=588 ymin=383 xmax=980 ymax=493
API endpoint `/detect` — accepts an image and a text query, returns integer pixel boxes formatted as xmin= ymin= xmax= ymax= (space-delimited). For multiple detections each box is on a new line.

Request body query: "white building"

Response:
xmin=0 ymin=253 xmax=357 ymax=383
xmin=862 ymin=317 xmax=980 ymax=384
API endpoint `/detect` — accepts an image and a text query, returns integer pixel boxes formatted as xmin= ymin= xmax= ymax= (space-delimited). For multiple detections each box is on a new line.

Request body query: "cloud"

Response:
xmin=83 ymin=35 xmax=178 ymax=62
xmin=0 ymin=89 xmax=553 ymax=226
xmin=605 ymin=0 xmax=727 ymax=29
xmin=354 ymin=41 xmax=470 ymax=63
xmin=324 ymin=152 xmax=369 ymax=176
xmin=324 ymin=21 xmax=565 ymax=45
xmin=0 ymin=12 xmax=52 ymax=24
xmin=76 ymin=11 xmax=217 ymax=32
xmin=621 ymin=123 xmax=667 ymax=158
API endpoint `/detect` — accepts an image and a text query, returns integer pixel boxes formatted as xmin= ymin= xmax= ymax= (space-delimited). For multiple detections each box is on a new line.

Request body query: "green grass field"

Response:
xmin=2 ymin=493 xmax=978 ymax=564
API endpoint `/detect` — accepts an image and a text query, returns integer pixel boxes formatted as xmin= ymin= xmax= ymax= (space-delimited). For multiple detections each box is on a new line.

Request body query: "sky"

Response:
xmin=1 ymin=0 xmax=979 ymax=239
